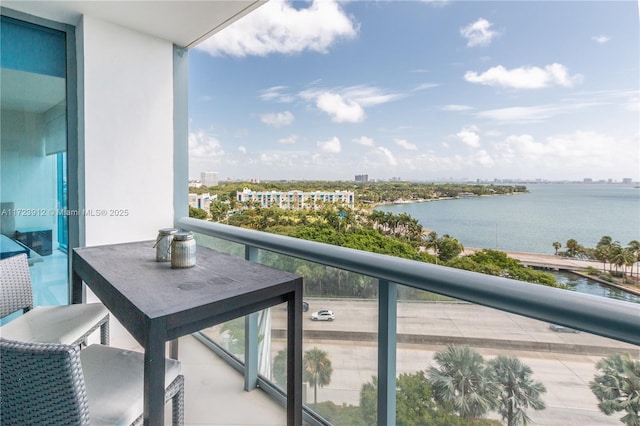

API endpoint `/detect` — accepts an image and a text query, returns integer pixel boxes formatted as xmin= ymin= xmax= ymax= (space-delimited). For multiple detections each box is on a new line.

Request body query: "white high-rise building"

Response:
xmin=200 ymin=171 xmax=218 ymax=187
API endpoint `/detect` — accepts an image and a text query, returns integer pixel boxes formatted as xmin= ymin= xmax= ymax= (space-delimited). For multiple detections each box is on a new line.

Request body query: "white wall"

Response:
xmin=79 ymin=16 xmax=174 ymax=246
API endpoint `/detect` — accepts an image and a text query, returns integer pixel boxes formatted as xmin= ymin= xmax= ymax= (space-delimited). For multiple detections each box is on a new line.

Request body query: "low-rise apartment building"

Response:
xmin=236 ymin=188 xmax=354 ymax=210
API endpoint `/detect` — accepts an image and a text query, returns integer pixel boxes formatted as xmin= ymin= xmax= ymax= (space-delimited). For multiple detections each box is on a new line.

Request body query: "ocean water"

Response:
xmin=377 ymin=183 xmax=640 ymax=303
xmin=376 ymin=183 xmax=640 ymax=255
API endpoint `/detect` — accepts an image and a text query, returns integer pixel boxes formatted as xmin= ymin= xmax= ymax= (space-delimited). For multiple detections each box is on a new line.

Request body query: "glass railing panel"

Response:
xmin=395 ymin=285 xmax=640 ymax=426
xmin=245 ymin=249 xmax=379 ymax=425
xmin=180 ymin=219 xmax=640 ymax=425
xmin=194 ymin=232 xmax=245 ymax=258
xmin=193 ymin=232 xmax=246 ymax=360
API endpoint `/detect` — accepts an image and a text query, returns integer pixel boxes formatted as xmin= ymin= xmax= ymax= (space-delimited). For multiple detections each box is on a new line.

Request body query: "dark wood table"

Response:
xmin=72 ymin=241 xmax=303 ymax=426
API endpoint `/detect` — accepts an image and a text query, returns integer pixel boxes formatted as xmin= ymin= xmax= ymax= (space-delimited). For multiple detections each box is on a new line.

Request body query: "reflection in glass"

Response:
xmin=1 ymin=15 xmax=69 ymax=310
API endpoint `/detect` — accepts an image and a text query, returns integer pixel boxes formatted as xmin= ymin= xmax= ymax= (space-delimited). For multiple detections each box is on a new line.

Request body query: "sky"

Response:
xmin=188 ymin=0 xmax=639 ymax=182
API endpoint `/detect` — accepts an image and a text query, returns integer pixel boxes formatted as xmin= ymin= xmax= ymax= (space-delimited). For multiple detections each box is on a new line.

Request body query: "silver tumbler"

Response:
xmin=171 ymin=231 xmax=196 ymax=268
xmin=154 ymin=228 xmax=177 ymax=262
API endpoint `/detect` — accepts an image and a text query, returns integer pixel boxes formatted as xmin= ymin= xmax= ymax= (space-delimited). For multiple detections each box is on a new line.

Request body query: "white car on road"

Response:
xmin=310 ymin=309 xmax=335 ymax=321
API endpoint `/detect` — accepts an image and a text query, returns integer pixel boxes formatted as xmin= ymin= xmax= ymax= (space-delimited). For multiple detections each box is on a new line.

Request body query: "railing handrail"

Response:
xmin=178 ymin=217 xmax=640 ymax=346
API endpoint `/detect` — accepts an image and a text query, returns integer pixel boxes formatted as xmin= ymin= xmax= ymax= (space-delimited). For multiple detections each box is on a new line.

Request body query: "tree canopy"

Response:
xmin=590 ymin=352 xmax=640 ymax=426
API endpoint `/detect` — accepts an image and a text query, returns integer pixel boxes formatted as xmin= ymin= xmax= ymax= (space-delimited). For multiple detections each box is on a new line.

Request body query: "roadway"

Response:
xmin=463 ymin=247 xmax=600 ymax=270
xmin=267 ymin=299 xmax=638 ymax=426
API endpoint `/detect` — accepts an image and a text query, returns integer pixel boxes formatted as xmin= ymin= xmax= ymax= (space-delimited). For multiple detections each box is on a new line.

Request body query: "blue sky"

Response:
xmin=188 ymin=0 xmax=639 ymax=182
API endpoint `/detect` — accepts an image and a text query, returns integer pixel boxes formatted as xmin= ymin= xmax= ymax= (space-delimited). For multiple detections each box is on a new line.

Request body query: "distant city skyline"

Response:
xmin=188 ymin=1 xmax=639 ymax=182
xmin=190 ymin=172 xmax=637 ymax=185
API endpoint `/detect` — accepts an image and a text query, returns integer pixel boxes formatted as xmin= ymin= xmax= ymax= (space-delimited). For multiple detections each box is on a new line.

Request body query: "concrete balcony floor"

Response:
xmin=100 ymin=305 xmax=287 ymax=425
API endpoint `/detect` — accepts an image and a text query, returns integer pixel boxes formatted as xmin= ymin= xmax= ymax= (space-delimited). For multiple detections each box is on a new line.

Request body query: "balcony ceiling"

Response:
xmin=1 ymin=1 xmax=266 ymax=48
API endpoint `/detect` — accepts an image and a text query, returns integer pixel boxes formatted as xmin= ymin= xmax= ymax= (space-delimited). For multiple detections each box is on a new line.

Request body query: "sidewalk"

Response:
xmin=464 ymin=248 xmax=640 ymax=295
xmin=464 ymin=247 xmax=599 ymax=270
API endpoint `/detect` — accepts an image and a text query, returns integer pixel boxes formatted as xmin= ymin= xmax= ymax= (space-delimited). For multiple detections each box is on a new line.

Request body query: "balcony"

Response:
xmin=102 ymin=216 xmax=635 ymax=426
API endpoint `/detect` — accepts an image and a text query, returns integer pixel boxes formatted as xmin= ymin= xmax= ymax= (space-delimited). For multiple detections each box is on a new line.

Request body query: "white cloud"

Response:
xmin=413 ymin=83 xmax=439 ymax=91
xmin=393 ymin=129 xmax=638 ymax=179
xmin=279 ymin=134 xmax=299 ymax=144
xmin=260 ymin=111 xmax=294 ymax=127
xmin=465 ymin=63 xmax=583 ymax=89
xmin=299 ymin=85 xmax=403 ymax=123
xmin=420 ymin=0 xmax=450 ymax=7
xmin=238 ymin=146 xmax=247 ymax=154
xmin=492 ymin=131 xmax=626 ymax=173
xmin=340 ymin=85 xmax=404 ymax=107
xmin=189 ymin=130 xmax=225 ymax=159
xmin=353 ymin=136 xmax=375 ymax=147
xmin=316 ymin=92 xmax=365 ymax=123
xmin=625 ymin=96 xmax=639 ymax=112
xmin=375 ymin=147 xmax=398 ymax=166
xmin=442 ymin=104 xmax=474 ymax=111
xmin=196 ymin=0 xmax=358 ymax=57
xmin=475 ymin=101 xmax=600 ymax=123
xmin=394 ymin=138 xmax=418 ymax=150
xmin=456 ymin=126 xmax=481 ymax=148
xmin=260 ymin=86 xmax=295 ymax=103
xmin=471 ymin=149 xmax=495 ymax=167
xmin=460 ymin=18 xmax=498 ymax=47
xmin=476 ymin=105 xmax=556 ymax=123
xmin=188 ymin=130 xmax=225 ymax=175
xmin=317 ymin=136 xmax=342 ymax=153
xmin=592 ymin=35 xmax=610 ymax=44
xmin=259 ymin=152 xmax=282 ymax=164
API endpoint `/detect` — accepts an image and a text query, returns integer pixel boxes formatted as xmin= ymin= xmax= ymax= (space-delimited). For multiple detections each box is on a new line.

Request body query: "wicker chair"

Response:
xmin=0 ymin=338 xmax=184 ymax=425
xmin=0 ymin=253 xmax=109 ymax=346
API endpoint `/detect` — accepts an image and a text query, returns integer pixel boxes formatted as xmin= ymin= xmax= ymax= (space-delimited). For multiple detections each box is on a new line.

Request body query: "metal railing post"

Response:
xmin=378 ymin=280 xmax=397 ymax=426
xmin=244 ymin=245 xmax=259 ymax=391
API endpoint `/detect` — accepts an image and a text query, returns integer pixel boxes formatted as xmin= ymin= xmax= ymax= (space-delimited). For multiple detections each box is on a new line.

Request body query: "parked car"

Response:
xmin=549 ymin=323 xmax=580 ymax=333
xmin=310 ymin=309 xmax=335 ymax=321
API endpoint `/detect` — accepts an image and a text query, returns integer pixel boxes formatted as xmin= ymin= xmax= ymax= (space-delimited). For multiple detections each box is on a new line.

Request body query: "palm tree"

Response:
xmin=489 ymin=355 xmax=547 ymax=426
xmin=424 ymin=231 xmax=440 ymax=264
xmin=596 ymin=236 xmax=621 ymax=273
xmin=209 ymin=199 xmax=228 ymax=222
xmin=552 ymin=241 xmax=561 ymax=255
xmin=428 ymin=345 xmax=499 ymax=421
xmin=610 ymin=243 xmax=625 ymax=274
xmin=598 ymin=235 xmax=614 ymax=247
xmin=627 ymin=240 xmax=640 ymax=282
xmin=565 ymin=239 xmax=582 ymax=258
xmin=368 ymin=210 xmax=385 ymax=230
xmin=623 ymin=248 xmax=637 ymax=279
xmin=438 ymin=235 xmax=464 ymax=263
xmin=304 ymin=347 xmax=333 ymax=404
xmin=594 ymin=245 xmax=610 ymax=273
xmin=590 ymin=352 xmax=640 ymax=426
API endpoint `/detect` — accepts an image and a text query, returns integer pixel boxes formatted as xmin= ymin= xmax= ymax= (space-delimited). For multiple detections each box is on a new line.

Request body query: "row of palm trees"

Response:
xmin=275 ymin=344 xmax=639 ymax=426
xmin=275 ymin=344 xmax=547 ymax=425
xmin=553 ymin=236 xmax=640 ymax=280
xmin=429 ymin=346 xmax=640 ymax=426
xmin=428 ymin=345 xmax=546 ymax=426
